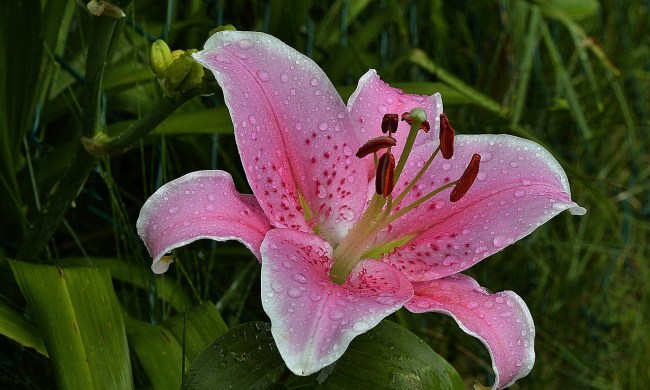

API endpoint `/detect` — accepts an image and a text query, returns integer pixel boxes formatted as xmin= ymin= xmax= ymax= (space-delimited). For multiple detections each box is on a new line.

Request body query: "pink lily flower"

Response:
xmin=137 ymin=31 xmax=585 ymax=389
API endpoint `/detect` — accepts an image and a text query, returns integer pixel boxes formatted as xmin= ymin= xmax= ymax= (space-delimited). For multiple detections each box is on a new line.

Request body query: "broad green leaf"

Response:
xmin=126 ymin=301 xmax=228 ymax=389
xmin=184 ymin=320 xmax=463 ymax=389
xmin=183 ymin=322 xmax=286 ymax=389
xmin=125 ymin=317 xmax=186 ymax=390
xmin=10 ymin=261 xmax=133 ymax=390
xmin=60 ymin=257 xmax=193 ymax=312
xmin=107 ymin=107 xmax=234 ymax=136
xmin=163 ymin=301 xmax=229 ymax=361
xmin=0 ymin=300 xmax=47 ymax=356
xmin=322 ymin=320 xmax=464 ymax=389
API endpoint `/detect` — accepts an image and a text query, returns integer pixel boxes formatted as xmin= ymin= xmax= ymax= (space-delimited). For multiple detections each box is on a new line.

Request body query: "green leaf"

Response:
xmin=107 ymin=106 xmax=234 ymax=136
xmin=184 ymin=320 xmax=463 ymax=389
xmin=544 ymin=0 xmax=599 ymax=21
xmin=10 ymin=261 xmax=133 ymax=390
xmin=60 ymin=257 xmax=193 ymax=312
xmin=125 ymin=318 xmax=186 ymax=390
xmin=163 ymin=301 xmax=229 ymax=362
xmin=0 ymin=300 xmax=47 ymax=356
xmin=322 ymin=320 xmax=464 ymax=390
xmin=183 ymin=322 xmax=287 ymax=389
xmin=125 ymin=301 xmax=228 ymax=389
xmin=409 ymin=49 xmax=504 ymax=115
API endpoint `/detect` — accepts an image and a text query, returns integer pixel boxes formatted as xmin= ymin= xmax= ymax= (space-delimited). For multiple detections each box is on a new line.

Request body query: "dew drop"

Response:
xmin=442 ymin=163 xmax=452 ymax=171
xmin=514 ymin=190 xmax=525 ymax=198
xmin=310 ymin=78 xmax=319 ymax=86
xmin=352 ymin=321 xmax=369 ymax=332
xmin=292 ymin=273 xmax=308 ymax=284
xmin=238 ymin=39 xmax=253 ymax=49
xmin=288 ymin=288 xmax=303 ymax=298
xmin=318 ymin=121 xmax=328 ymax=131
xmin=466 ymin=301 xmax=479 ymax=309
xmin=310 ymin=292 xmax=322 ymax=302
xmin=256 ymin=71 xmax=269 ymax=81
xmin=280 ymin=74 xmax=289 ymax=82
xmin=168 ymin=207 xmax=179 ymax=214
xmin=329 ymin=311 xmax=344 ymax=320
xmin=442 ymin=255 xmax=457 ymax=266
xmin=271 ymin=280 xmax=285 ymax=293
xmin=493 ymin=235 xmax=514 ymax=248
xmin=475 ymin=246 xmax=488 ymax=254
xmin=477 ymin=172 xmax=487 ymax=181
xmin=317 ymin=185 xmax=328 ymax=199
xmin=205 ymin=204 xmax=215 ymax=211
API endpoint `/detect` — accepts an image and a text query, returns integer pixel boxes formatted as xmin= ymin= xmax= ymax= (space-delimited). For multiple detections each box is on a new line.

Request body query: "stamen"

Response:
xmin=450 ymin=153 xmax=481 ymax=202
xmin=381 ymin=114 xmax=399 ymax=134
xmin=439 ymin=113 xmax=455 ymax=159
xmin=401 ymin=112 xmax=430 ymax=132
xmin=355 ymin=136 xmax=397 ymax=158
xmin=376 ymin=152 xmax=395 ymax=196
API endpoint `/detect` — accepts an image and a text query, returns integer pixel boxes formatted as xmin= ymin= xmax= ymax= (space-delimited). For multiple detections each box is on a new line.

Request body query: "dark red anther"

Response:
xmin=376 ymin=152 xmax=396 ymax=196
xmin=439 ymin=113 xmax=455 ymax=159
xmin=381 ymin=114 xmax=399 ymax=134
xmin=401 ymin=112 xmax=430 ymax=132
xmin=450 ymin=153 xmax=481 ymax=202
xmin=355 ymin=136 xmax=397 ymax=158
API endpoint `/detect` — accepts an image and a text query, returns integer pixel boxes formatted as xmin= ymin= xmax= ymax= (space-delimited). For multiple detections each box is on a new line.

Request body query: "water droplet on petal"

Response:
xmin=168 ymin=207 xmax=179 ymax=214
xmin=466 ymin=301 xmax=479 ymax=309
xmin=280 ymin=74 xmax=289 ymax=82
xmin=288 ymin=288 xmax=302 ymax=298
xmin=271 ymin=280 xmax=285 ymax=293
xmin=493 ymin=235 xmax=514 ymax=248
xmin=514 ymin=190 xmax=525 ymax=198
xmin=329 ymin=310 xmax=344 ymax=320
xmin=318 ymin=121 xmax=328 ymax=131
xmin=353 ymin=321 xmax=369 ymax=332
xmin=442 ymin=163 xmax=452 ymax=171
xmin=475 ymin=246 xmax=488 ymax=254
xmin=310 ymin=78 xmax=319 ymax=86
xmin=292 ymin=273 xmax=308 ymax=284
xmin=205 ymin=204 xmax=215 ymax=211
xmin=238 ymin=39 xmax=253 ymax=49
xmin=256 ymin=71 xmax=269 ymax=81
xmin=477 ymin=172 xmax=487 ymax=181
xmin=317 ymin=185 xmax=328 ymax=199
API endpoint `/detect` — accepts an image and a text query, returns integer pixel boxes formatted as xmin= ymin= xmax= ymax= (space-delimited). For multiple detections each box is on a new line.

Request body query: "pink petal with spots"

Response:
xmin=405 ymin=274 xmax=535 ymax=389
xmin=260 ymin=229 xmax=413 ymax=376
xmin=192 ymin=31 xmax=369 ymax=244
xmin=137 ymin=170 xmax=272 ymax=273
xmin=380 ymin=134 xmax=586 ymax=281
xmin=348 ymin=69 xmax=443 ymax=160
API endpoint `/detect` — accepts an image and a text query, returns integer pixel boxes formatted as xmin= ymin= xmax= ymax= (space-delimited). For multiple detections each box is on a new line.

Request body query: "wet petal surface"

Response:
xmin=381 ymin=134 xmax=585 ymax=281
xmin=193 ymin=31 xmax=369 ymax=243
xmin=406 ymin=274 xmax=535 ymax=389
xmin=137 ymin=170 xmax=272 ymax=273
xmin=261 ymin=229 xmax=413 ymax=376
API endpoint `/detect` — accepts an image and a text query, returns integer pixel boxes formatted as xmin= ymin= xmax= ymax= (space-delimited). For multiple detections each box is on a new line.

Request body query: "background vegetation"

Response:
xmin=0 ymin=0 xmax=647 ymax=388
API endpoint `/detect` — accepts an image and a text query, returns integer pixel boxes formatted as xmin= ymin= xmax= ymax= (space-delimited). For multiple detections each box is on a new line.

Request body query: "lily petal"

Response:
xmin=348 ymin=69 xmax=443 ymax=159
xmin=137 ymin=170 xmax=272 ymax=273
xmin=193 ymin=31 xmax=369 ymax=244
xmin=405 ymin=274 xmax=535 ymax=390
xmin=261 ymin=229 xmax=413 ymax=376
xmin=381 ymin=134 xmax=586 ymax=281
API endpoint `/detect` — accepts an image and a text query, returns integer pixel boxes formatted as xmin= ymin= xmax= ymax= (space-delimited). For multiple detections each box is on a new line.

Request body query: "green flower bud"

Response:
xmin=160 ymin=52 xmax=204 ymax=96
xmin=150 ymin=40 xmax=173 ymax=77
xmin=86 ymin=0 xmax=125 ymax=19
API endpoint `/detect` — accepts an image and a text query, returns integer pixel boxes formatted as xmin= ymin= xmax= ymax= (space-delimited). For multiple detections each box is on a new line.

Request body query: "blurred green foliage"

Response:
xmin=0 ymin=0 xmax=648 ymax=388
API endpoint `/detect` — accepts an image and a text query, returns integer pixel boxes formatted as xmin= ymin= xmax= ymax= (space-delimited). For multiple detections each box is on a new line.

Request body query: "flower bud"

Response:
xmin=150 ymin=40 xmax=173 ymax=77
